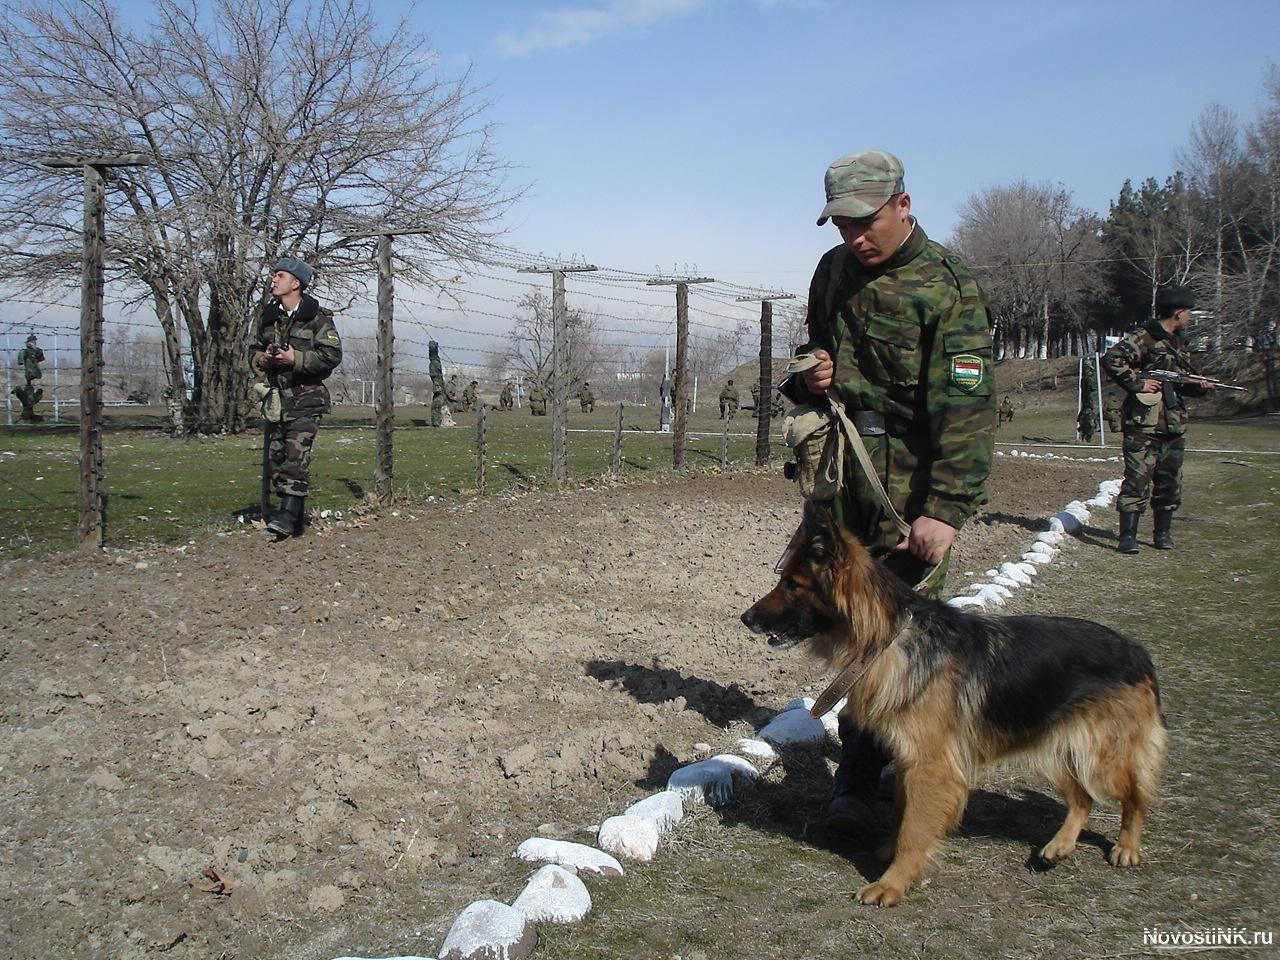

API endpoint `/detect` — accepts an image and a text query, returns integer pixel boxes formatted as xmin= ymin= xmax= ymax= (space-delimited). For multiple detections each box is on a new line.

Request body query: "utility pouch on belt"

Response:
xmin=782 ymin=354 xmax=844 ymax=501
xmin=1132 ymin=390 xmax=1160 ymax=427
xmin=254 ymin=382 xmax=284 ymax=423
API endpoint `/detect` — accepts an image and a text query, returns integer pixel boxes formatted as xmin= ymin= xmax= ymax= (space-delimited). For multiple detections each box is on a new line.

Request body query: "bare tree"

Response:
xmin=503 ymin=290 xmax=610 ymax=392
xmin=952 ymin=180 xmax=1103 ymax=358
xmin=0 ymin=0 xmax=513 ymax=434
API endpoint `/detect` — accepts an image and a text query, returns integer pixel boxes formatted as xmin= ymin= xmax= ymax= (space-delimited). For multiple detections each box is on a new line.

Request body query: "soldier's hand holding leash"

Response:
xmin=893 ymin=516 xmax=957 ymax=566
xmin=802 ymin=349 xmax=835 ymax=392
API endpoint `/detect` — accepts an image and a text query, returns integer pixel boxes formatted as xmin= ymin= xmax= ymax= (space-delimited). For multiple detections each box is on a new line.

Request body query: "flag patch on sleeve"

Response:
xmin=950 ymin=355 xmax=984 ymax=391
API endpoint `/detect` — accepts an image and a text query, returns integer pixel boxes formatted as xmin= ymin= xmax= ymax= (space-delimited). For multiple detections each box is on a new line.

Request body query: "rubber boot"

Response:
xmin=265 ymin=495 xmax=303 ymax=541
xmin=1153 ymin=510 xmax=1174 ymax=550
xmin=1117 ymin=511 xmax=1140 ymax=554
xmin=827 ymin=727 xmax=889 ymax=840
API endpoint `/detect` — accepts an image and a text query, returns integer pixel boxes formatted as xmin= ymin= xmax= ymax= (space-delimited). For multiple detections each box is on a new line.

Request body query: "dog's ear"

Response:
xmin=801 ymin=500 xmax=841 ymax=564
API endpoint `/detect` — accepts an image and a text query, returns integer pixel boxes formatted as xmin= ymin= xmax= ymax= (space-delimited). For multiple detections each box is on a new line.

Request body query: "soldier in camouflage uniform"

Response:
xmin=1103 ymin=390 xmax=1122 ymax=434
xmin=462 ymin=379 xmax=478 ymax=411
xmin=718 ymin=379 xmax=739 ymax=419
xmin=998 ymin=395 xmax=1014 ymax=424
xmin=251 ymin=258 xmax=342 ymax=540
xmin=12 ymin=334 xmax=45 ymax=421
xmin=528 ymin=380 xmax=547 ymax=415
xmin=750 ymin=380 xmax=761 ymax=416
xmin=789 ymin=149 xmax=995 ymax=838
xmin=578 ymin=381 xmax=595 ymax=412
xmin=429 ymin=341 xmax=445 ymax=427
xmin=499 ymin=379 xmax=514 ymax=410
xmin=445 ymin=374 xmax=461 ymax=409
xmin=17 ymin=334 xmax=43 ymax=384
xmin=1101 ymin=284 xmax=1213 ymax=553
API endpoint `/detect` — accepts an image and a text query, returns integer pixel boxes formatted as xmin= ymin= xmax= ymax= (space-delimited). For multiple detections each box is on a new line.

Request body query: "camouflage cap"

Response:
xmin=816 ymin=150 xmax=905 ymax=225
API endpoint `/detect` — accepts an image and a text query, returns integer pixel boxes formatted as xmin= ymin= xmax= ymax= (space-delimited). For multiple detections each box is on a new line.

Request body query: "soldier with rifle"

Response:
xmin=1102 ymin=284 xmax=1217 ymax=553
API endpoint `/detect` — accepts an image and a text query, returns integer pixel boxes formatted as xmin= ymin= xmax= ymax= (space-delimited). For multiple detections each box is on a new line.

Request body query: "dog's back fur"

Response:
xmin=742 ymin=503 xmax=1167 ymax=906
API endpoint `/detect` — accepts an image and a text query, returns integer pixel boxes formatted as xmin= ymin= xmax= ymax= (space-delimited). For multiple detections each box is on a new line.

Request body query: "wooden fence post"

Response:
xmin=611 ymin=402 xmax=624 ymax=473
xmin=721 ymin=409 xmax=730 ymax=467
xmin=475 ymin=401 xmax=487 ymax=495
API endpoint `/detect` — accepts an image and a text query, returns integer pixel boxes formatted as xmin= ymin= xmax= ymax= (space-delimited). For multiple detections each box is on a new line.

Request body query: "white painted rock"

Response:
xmin=782 ymin=696 xmax=816 ymax=712
xmin=1035 ymin=530 xmax=1065 ymax=546
xmin=975 ymin=585 xmax=1009 ymax=607
xmin=1021 ymin=551 xmax=1054 ymax=566
xmin=947 ymin=595 xmax=987 ymax=609
xmin=667 ymin=754 xmax=760 ymax=805
xmin=991 ymin=575 xmax=1021 ymax=589
xmin=758 ymin=708 xmax=828 ymax=746
xmin=736 ymin=737 xmax=777 ymax=761
xmin=512 ymin=865 xmax=591 ymax=924
xmin=597 ymin=815 xmax=659 ymax=861
xmin=998 ymin=563 xmax=1033 ymax=585
xmin=1027 ymin=541 xmax=1056 ymax=556
xmin=438 ymin=900 xmax=536 ymax=960
xmin=513 ymin=838 xmax=623 ymax=878
xmin=624 ymin=791 xmax=685 ymax=835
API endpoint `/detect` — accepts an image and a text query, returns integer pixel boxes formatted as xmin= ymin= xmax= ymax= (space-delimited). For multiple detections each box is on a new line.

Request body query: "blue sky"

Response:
xmin=408 ymin=0 xmax=1280 ymax=292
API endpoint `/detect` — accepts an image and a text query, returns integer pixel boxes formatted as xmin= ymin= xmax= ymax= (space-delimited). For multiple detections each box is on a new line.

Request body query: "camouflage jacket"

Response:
xmin=445 ymin=379 xmax=461 ymax=403
xmin=795 ymin=222 xmax=995 ymax=532
xmin=499 ymin=383 xmax=514 ymax=402
xmin=17 ymin=345 xmax=44 ymax=381
xmin=251 ymin=294 xmax=342 ymax=417
xmin=719 ymin=384 xmax=738 ymax=402
xmin=1101 ymin=319 xmax=1206 ymax=436
xmin=462 ymin=384 xmax=477 ymax=405
xmin=578 ymin=384 xmax=594 ymax=403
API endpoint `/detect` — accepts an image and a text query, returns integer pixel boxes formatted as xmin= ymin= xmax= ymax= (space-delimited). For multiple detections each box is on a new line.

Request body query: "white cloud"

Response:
xmin=495 ymin=0 xmax=705 ymax=58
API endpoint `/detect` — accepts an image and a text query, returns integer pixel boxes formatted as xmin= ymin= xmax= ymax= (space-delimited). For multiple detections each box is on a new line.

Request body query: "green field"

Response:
xmin=0 ymin=402 xmax=781 ymax=558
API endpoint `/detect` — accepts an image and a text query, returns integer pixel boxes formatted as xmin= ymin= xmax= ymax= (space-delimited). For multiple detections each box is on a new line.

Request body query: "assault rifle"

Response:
xmin=1141 ymin=369 xmax=1246 ymax=392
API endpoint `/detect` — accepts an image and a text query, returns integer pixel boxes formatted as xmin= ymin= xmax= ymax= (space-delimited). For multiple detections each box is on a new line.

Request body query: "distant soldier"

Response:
xmin=1102 ymin=283 xmax=1214 ymax=553
xmin=12 ymin=334 xmax=45 ymax=421
xmin=1077 ymin=406 xmax=1097 ymax=443
xmin=429 ymin=341 xmax=445 ymax=427
xmin=251 ymin=257 xmax=342 ymax=541
xmin=770 ymin=389 xmax=785 ymax=418
xmin=718 ymin=379 xmax=739 ymax=419
xmin=998 ymin=395 xmax=1014 ymax=425
xmin=445 ymin=374 xmax=461 ymax=408
xmin=750 ymin=381 xmax=760 ymax=415
xmin=17 ymin=334 xmax=43 ymax=384
xmin=462 ymin=379 xmax=478 ymax=411
xmin=528 ymin=381 xmax=547 ymax=416
xmin=578 ymin=381 xmax=595 ymax=413
xmin=499 ymin=379 xmax=514 ymax=410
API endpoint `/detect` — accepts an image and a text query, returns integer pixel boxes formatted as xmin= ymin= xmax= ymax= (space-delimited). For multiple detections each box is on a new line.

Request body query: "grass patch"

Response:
xmin=0 ymin=404 xmax=777 ymax=558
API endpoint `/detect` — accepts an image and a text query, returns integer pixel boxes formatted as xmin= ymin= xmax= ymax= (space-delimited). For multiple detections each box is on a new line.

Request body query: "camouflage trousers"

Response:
xmin=831 ymin=431 xmax=952 ymax=600
xmin=267 ymin=416 xmax=320 ymax=498
xmin=1118 ymin=431 xmax=1184 ymax=514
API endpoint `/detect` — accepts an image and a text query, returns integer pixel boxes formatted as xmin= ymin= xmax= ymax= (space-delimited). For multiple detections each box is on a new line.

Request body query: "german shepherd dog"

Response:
xmin=741 ymin=502 xmax=1167 ymax=907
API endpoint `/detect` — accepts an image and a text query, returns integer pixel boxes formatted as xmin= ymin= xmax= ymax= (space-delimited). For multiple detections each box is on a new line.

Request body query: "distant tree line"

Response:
xmin=951 ymin=65 xmax=1280 ymax=382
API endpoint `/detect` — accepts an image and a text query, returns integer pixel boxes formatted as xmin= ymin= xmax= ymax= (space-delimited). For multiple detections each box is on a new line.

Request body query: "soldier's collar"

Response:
xmin=880 ymin=219 xmax=927 ymax=272
xmin=1144 ymin=318 xmax=1174 ymax=342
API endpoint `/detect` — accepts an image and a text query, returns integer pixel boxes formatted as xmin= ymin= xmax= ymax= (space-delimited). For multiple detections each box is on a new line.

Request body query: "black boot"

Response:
xmin=265 ymin=495 xmax=303 ymax=540
xmin=827 ymin=727 xmax=889 ymax=839
xmin=1153 ymin=510 xmax=1174 ymax=550
xmin=1117 ymin=511 xmax=1140 ymax=554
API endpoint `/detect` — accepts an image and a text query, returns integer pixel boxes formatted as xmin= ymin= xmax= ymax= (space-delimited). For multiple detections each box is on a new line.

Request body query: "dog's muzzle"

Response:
xmin=741 ymin=608 xmax=806 ymax=650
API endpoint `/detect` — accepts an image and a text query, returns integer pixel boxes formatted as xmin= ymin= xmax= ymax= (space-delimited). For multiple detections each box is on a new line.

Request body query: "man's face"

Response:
xmin=831 ymin=193 xmax=913 ymax=266
xmin=270 ymin=270 xmax=300 ymax=298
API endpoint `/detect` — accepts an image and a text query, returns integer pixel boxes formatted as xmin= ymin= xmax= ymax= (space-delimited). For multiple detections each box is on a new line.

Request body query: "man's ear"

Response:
xmin=801 ymin=500 xmax=840 ymax=563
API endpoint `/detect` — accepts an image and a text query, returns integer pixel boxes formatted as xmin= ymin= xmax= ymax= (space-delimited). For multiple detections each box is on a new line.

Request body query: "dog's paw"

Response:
xmin=1108 ymin=843 xmax=1142 ymax=867
xmin=856 ymin=881 xmax=903 ymax=907
xmin=1038 ymin=837 xmax=1076 ymax=864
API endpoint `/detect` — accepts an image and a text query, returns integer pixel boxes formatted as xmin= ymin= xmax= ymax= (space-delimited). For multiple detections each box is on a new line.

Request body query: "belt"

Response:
xmin=852 ymin=410 xmax=886 ymax=436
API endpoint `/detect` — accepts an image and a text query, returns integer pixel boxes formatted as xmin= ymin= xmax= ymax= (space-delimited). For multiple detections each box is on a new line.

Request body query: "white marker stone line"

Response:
xmin=946 ymin=477 xmax=1121 ymax=611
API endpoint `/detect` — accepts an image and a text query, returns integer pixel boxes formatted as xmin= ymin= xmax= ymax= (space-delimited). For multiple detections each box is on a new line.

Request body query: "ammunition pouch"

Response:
xmin=254 ymin=382 xmax=284 ymax=423
xmin=1131 ymin=390 xmax=1160 ymax=428
xmin=783 ymin=405 xmax=842 ymax=501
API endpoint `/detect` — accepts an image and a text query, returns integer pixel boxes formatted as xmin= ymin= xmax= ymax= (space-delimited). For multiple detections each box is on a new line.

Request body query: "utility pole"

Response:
xmin=39 ymin=154 xmax=148 ymax=550
xmin=517 ymin=262 xmax=597 ymax=484
xmin=736 ymin=291 xmax=795 ymax=466
xmin=347 ymin=227 xmax=433 ymax=504
xmin=648 ymin=274 xmax=713 ymax=469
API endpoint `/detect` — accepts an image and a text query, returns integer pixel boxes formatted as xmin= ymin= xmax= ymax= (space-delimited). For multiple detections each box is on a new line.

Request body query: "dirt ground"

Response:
xmin=0 ymin=455 xmax=1121 ymax=959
